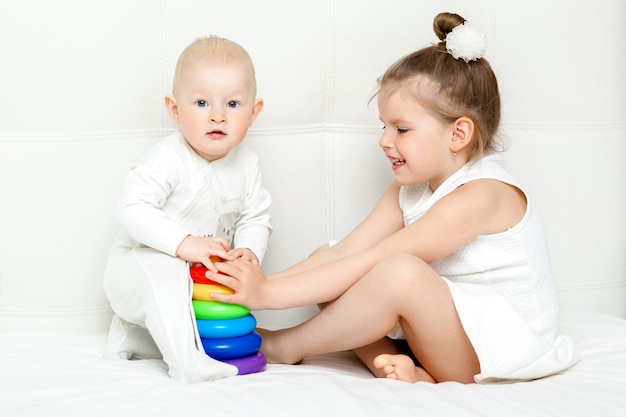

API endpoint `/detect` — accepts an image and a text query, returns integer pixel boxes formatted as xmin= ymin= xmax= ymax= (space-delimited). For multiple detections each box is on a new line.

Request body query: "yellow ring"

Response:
xmin=193 ymin=283 xmax=233 ymax=302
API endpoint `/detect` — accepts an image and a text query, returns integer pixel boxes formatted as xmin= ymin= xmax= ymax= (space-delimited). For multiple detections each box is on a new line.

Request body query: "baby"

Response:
xmin=103 ymin=36 xmax=271 ymax=383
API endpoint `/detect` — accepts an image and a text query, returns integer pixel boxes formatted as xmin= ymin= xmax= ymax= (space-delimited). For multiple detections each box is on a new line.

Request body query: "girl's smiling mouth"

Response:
xmin=388 ymin=156 xmax=406 ymax=169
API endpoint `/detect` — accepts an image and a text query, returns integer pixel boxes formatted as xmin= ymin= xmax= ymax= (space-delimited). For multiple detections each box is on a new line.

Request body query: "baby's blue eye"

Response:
xmin=196 ymin=100 xmax=208 ymax=107
xmin=227 ymin=101 xmax=239 ymax=109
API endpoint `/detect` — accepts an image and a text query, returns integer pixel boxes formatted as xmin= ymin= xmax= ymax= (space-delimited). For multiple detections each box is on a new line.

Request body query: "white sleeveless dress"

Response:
xmin=394 ymin=153 xmax=579 ymax=383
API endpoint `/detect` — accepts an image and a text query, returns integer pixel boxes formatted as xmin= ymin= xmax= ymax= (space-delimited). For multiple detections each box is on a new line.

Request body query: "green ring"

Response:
xmin=192 ymin=299 xmax=250 ymax=320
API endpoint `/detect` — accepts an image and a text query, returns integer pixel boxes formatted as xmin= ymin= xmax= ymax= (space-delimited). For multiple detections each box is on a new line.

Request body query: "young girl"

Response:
xmin=209 ymin=12 xmax=578 ymax=384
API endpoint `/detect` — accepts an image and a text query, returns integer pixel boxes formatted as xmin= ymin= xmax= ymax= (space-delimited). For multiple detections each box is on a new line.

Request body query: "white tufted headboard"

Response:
xmin=1 ymin=0 xmax=624 ymax=334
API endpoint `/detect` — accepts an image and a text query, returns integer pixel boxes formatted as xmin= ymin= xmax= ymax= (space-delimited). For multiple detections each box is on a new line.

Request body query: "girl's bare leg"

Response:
xmin=318 ymin=294 xmax=400 ymax=379
xmin=259 ymin=254 xmax=479 ymax=383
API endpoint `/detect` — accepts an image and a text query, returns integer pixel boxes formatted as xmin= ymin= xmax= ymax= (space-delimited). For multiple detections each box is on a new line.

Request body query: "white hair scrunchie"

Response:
xmin=445 ymin=22 xmax=487 ymax=62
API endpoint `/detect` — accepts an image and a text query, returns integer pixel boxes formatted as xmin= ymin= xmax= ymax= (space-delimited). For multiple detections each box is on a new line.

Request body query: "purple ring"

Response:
xmin=222 ymin=352 xmax=267 ymax=375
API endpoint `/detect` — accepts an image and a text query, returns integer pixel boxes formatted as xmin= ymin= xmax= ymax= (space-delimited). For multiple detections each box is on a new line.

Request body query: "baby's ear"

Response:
xmin=249 ymin=98 xmax=264 ymax=126
xmin=164 ymin=95 xmax=180 ymax=124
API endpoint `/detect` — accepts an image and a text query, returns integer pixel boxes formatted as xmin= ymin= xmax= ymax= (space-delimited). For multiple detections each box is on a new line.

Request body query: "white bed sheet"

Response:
xmin=1 ymin=311 xmax=625 ymax=417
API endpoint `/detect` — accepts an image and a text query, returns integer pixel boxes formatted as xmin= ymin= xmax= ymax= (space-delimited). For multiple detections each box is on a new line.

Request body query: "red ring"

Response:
xmin=189 ymin=265 xmax=220 ymax=285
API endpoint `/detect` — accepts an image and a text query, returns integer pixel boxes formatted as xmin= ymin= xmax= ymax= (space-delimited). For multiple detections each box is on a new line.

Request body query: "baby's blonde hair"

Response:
xmin=172 ymin=36 xmax=257 ymax=96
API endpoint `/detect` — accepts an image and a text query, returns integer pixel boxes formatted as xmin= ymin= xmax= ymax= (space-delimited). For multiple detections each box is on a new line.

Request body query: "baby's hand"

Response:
xmin=229 ymin=248 xmax=259 ymax=265
xmin=175 ymin=235 xmax=233 ymax=272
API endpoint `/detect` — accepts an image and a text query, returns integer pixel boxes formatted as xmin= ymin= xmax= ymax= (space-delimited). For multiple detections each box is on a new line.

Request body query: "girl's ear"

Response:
xmin=450 ymin=117 xmax=475 ymax=153
xmin=164 ymin=95 xmax=180 ymax=124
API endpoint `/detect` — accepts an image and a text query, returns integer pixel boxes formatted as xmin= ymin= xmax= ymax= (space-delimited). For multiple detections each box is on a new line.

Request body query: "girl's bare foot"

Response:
xmin=373 ymin=353 xmax=436 ymax=383
xmin=255 ymin=328 xmax=279 ymax=363
xmin=256 ymin=328 xmax=302 ymax=365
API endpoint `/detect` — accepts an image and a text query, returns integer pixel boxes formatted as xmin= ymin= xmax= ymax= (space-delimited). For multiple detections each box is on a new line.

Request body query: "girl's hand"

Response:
xmin=208 ymin=258 xmax=272 ymax=310
xmin=228 ymin=247 xmax=259 ymax=265
xmin=175 ymin=235 xmax=233 ymax=272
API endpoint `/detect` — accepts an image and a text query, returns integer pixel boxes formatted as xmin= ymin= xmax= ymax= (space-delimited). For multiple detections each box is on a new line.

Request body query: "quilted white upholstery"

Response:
xmin=0 ymin=0 xmax=624 ymax=334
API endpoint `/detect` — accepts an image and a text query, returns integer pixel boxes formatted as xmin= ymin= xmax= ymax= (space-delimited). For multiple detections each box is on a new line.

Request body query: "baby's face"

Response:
xmin=172 ymin=61 xmax=261 ymax=162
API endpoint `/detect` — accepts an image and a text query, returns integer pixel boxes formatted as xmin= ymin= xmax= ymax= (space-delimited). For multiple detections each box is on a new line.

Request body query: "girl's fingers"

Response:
xmin=209 ymin=290 xmax=237 ymax=304
xmin=214 ymin=261 xmax=244 ymax=281
xmin=205 ymin=270 xmax=237 ymax=290
xmin=206 ymin=273 xmax=243 ymax=304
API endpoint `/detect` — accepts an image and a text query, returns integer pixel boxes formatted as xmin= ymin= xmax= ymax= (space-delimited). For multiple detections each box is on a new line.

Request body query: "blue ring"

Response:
xmin=196 ymin=314 xmax=257 ymax=339
xmin=222 ymin=351 xmax=267 ymax=375
xmin=201 ymin=331 xmax=262 ymax=360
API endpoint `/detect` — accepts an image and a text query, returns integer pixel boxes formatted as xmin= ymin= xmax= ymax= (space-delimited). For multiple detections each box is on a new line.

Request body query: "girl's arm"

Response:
xmin=212 ymin=183 xmax=404 ymax=309
xmin=213 ymin=179 xmax=525 ymax=310
xmin=268 ymin=183 xmax=405 ymax=280
xmin=371 ymin=179 xmax=527 ymax=265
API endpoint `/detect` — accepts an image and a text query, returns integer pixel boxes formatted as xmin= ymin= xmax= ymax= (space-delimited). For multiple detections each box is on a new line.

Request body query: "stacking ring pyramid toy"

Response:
xmin=189 ymin=262 xmax=266 ymax=375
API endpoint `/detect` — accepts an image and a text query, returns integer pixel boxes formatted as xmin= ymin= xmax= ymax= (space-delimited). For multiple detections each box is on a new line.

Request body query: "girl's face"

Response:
xmin=377 ymin=85 xmax=456 ymax=191
xmin=166 ymin=62 xmax=262 ymax=162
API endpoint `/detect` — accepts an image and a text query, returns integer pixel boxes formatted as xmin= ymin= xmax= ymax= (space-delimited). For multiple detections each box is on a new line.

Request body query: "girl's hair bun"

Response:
xmin=433 ymin=12 xmax=466 ymax=42
xmin=434 ymin=12 xmax=487 ymax=62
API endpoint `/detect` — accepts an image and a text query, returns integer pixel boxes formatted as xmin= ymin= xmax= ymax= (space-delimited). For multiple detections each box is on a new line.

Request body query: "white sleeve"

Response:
xmin=232 ymin=156 xmax=272 ymax=263
xmin=116 ymin=147 xmax=190 ymax=257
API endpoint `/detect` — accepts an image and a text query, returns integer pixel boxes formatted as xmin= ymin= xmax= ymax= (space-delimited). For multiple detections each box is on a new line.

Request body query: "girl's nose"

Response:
xmin=378 ymin=130 xmax=391 ymax=149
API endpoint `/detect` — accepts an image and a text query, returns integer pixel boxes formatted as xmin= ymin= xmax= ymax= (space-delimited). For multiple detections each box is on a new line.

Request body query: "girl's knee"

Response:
xmin=365 ymin=254 xmax=436 ymax=300
xmin=310 ymin=243 xmax=332 ymax=256
xmin=375 ymin=254 xmax=431 ymax=283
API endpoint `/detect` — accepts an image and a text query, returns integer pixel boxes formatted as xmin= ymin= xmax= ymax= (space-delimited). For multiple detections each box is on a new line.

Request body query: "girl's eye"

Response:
xmin=195 ymin=100 xmax=208 ymax=108
xmin=397 ymin=128 xmax=408 ymax=134
xmin=227 ymin=101 xmax=239 ymax=109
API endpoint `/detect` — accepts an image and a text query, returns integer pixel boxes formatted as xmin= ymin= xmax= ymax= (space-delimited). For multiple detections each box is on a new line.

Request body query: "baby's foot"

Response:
xmin=373 ymin=353 xmax=436 ymax=383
